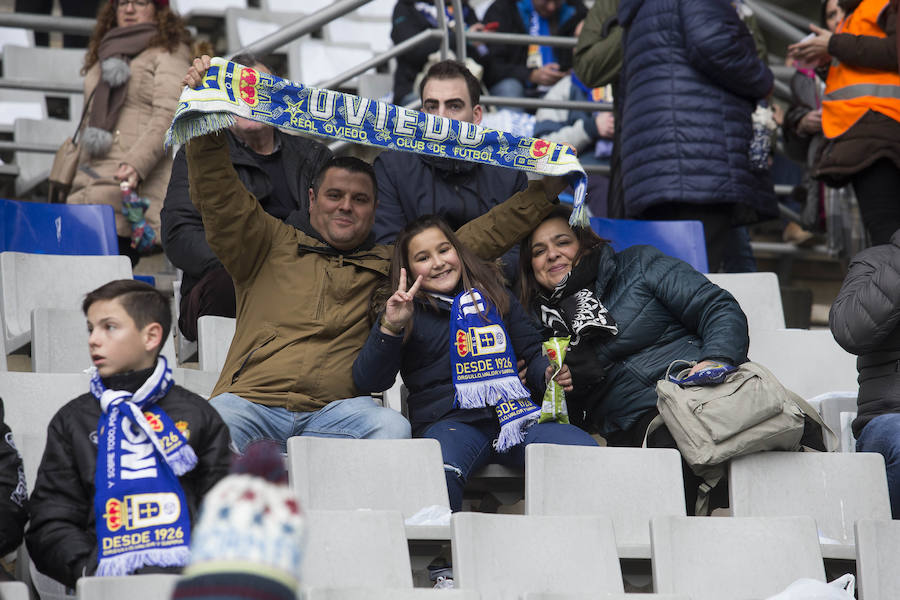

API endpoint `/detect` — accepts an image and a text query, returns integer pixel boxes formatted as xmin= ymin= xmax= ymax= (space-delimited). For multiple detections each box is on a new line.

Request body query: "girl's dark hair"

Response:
xmin=517 ymin=205 xmax=607 ymax=309
xmin=83 ymin=3 xmax=191 ymax=74
xmin=384 ymin=215 xmax=510 ymax=336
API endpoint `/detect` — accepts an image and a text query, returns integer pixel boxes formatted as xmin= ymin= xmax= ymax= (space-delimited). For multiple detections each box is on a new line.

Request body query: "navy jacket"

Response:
xmin=353 ymin=291 xmax=549 ymax=436
xmin=373 ymin=152 xmax=527 ymax=279
xmin=535 ymin=244 xmax=749 ymax=436
xmin=616 ymin=0 xmax=777 ymax=220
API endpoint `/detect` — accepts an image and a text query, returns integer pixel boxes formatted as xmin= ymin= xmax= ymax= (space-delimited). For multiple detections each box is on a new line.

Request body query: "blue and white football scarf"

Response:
xmin=90 ymin=357 xmax=195 ymax=576
xmin=449 ymin=289 xmax=540 ymax=451
xmin=164 ymin=57 xmax=589 ymax=227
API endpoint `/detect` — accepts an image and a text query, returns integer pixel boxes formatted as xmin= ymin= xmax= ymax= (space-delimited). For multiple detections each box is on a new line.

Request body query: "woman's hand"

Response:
xmin=686 ymin=360 xmax=718 ymax=376
xmin=798 ymin=108 xmax=823 ymax=135
xmin=517 ymin=358 xmax=528 ymax=385
xmin=182 ymin=55 xmax=212 ymax=89
xmin=381 ymin=267 xmax=422 ymax=335
xmin=115 ymin=163 xmax=139 ymax=189
xmin=546 ymin=363 xmax=574 ymax=392
xmin=787 ymin=25 xmax=833 ymax=66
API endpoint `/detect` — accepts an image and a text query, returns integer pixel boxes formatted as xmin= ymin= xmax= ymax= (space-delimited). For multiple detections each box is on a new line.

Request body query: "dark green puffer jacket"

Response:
xmin=544 ymin=244 xmax=749 ymax=436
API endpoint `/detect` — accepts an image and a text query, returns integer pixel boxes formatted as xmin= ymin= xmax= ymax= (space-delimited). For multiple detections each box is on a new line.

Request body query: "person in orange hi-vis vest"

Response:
xmin=789 ymin=0 xmax=900 ymax=246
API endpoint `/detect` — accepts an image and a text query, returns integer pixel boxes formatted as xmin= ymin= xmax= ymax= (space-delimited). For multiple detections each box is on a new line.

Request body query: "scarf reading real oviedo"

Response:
xmin=91 ymin=357 xmax=195 ymax=576
xmin=164 ymin=57 xmax=590 ymax=227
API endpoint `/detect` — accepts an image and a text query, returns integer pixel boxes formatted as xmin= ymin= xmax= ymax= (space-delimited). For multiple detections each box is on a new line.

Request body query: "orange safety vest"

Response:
xmin=822 ymin=0 xmax=900 ymax=139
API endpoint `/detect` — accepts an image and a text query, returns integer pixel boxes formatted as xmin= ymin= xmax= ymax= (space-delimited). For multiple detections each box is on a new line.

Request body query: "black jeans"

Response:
xmin=851 ymin=158 xmax=900 ymax=247
xmin=178 ymin=267 xmax=237 ymax=342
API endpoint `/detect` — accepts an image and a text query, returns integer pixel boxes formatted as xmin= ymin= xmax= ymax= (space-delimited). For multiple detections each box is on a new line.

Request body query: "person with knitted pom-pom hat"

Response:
xmin=171 ymin=441 xmax=305 ymax=600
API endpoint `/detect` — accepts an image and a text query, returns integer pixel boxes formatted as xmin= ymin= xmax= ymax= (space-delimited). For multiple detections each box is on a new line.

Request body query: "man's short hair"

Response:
xmin=418 ymin=60 xmax=481 ymax=107
xmin=231 ymin=53 xmax=276 ymax=76
xmin=82 ymin=279 xmax=172 ymax=342
xmin=311 ymin=156 xmax=378 ymax=203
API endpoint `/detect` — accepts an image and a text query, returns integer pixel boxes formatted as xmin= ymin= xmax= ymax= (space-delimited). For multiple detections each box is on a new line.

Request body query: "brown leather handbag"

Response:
xmin=48 ymin=89 xmax=95 ymax=204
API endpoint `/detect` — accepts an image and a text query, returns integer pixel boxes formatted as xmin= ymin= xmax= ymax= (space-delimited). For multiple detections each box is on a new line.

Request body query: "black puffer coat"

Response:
xmin=0 ymin=398 xmax=27 ymax=557
xmin=353 ymin=291 xmax=548 ymax=436
xmin=830 ymin=230 xmax=900 ymax=437
xmin=616 ymin=0 xmax=776 ymax=221
xmin=25 ymin=371 xmax=231 ymax=587
xmin=161 ymin=130 xmax=332 ymax=301
xmin=534 ymin=244 xmax=749 ymax=436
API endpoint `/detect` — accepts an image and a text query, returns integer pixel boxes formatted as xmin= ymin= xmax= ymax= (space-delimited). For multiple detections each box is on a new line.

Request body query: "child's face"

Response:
xmin=407 ymin=227 xmax=462 ymax=295
xmin=86 ymin=298 xmax=158 ymax=377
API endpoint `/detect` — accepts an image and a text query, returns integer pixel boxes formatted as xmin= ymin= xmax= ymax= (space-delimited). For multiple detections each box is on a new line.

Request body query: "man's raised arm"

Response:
xmin=456 ymin=177 xmax=566 ymax=260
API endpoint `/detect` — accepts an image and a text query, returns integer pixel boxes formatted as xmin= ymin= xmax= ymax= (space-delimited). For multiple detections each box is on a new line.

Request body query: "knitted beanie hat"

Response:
xmin=171 ymin=441 xmax=304 ymax=600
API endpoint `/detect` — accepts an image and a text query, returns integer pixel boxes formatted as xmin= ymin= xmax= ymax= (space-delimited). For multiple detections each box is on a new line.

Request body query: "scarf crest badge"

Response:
xmin=165 ymin=57 xmax=589 ymax=227
xmin=91 ymin=357 xmax=195 ymax=576
xmin=450 ymin=289 xmax=540 ymax=451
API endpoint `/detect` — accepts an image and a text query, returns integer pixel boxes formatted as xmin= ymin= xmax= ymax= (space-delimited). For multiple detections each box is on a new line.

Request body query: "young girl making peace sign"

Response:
xmin=353 ymin=215 xmax=596 ymax=511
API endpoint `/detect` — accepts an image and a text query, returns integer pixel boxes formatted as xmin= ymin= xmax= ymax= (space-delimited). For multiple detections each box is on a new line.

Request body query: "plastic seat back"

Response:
xmin=452 ymin=513 xmax=623 ymax=600
xmin=0 ymin=198 xmax=117 ymax=255
xmin=590 ymin=217 xmax=708 ymax=272
xmin=856 ymin=519 xmax=900 ymax=600
xmin=650 ymin=515 xmax=825 ymax=600
xmin=525 ymin=444 xmax=685 ymax=558
xmin=301 ymin=510 xmax=413 ymax=589
xmin=729 ymin=452 xmax=890 ymax=559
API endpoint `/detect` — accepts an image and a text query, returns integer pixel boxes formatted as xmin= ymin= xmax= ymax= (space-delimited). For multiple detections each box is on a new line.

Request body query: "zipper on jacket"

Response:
xmin=231 ymin=332 xmax=277 ymax=384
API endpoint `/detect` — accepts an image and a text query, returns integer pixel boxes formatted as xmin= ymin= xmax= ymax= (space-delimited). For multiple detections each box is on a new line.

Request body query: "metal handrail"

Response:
xmin=465 ymin=31 xmax=577 ymax=49
xmin=0 ymin=13 xmax=94 ymax=35
xmin=228 ymin=0 xmax=373 ymax=59
xmin=316 ymin=30 xmax=444 ymax=89
xmin=0 ymin=78 xmax=82 ymax=94
xmin=0 ymin=141 xmax=58 ymax=153
xmin=744 ymin=0 xmax=808 ymax=42
xmin=480 ymin=95 xmax=612 ymax=111
xmin=755 ymin=0 xmax=814 ymax=31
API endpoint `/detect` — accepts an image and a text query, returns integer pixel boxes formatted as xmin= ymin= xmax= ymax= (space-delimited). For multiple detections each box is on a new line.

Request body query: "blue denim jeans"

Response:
xmin=210 ymin=393 xmax=412 ymax=454
xmin=489 ymin=77 xmax=526 ymax=112
xmin=856 ymin=413 xmax=900 ymax=518
xmin=422 ymin=418 xmax=598 ymax=511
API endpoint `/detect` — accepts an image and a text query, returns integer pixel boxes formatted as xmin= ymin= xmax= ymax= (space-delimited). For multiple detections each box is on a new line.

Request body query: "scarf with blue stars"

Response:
xmin=165 ymin=57 xmax=589 ymax=227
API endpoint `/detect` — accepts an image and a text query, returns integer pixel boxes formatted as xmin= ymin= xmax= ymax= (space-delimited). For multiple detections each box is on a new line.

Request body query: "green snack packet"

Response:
xmin=539 ymin=337 xmax=570 ymax=424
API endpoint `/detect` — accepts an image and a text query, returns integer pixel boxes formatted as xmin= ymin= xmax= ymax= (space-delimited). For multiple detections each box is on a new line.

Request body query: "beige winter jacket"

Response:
xmin=68 ymin=43 xmax=191 ymax=238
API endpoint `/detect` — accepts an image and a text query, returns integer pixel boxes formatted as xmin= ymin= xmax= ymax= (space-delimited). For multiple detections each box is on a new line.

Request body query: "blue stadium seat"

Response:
xmin=0 ymin=198 xmax=117 ymax=255
xmin=589 ymin=217 xmax=709 ymax=272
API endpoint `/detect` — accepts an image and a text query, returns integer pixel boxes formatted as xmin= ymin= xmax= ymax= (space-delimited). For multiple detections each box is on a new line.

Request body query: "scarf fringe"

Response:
xmin=568 ymin=178 xmax=590 ymax=228
xmin=96 ymin=546 xmax=191 ymax=577
xmin=165 ymin=112 xmax=236 ymax=148
xmin=166 ymin=444 xmax=199 ymax=477
xmin=494 ymin=411 xmax=539 ymax=453
xmin=454 ymin=376 xmax=532 ymax=409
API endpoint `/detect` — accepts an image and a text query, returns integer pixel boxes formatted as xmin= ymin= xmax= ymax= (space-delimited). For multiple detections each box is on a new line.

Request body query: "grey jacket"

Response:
xmin=830 ymin=230 xmax=900 ymax=435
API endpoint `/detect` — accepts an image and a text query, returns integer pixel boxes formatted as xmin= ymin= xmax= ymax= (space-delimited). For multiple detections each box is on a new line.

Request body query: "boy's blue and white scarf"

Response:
xmin=449 ymin=289 xmax=540 ymax=451
xmin=164 ymin=57 xmax=589 ymax=227
xmin=90 ymin=357 xmax=195 ymax=576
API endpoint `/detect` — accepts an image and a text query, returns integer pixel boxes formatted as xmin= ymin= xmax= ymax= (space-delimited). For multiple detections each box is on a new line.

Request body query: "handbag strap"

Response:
xmin=72 ymin=88 xmax=98 ymax=143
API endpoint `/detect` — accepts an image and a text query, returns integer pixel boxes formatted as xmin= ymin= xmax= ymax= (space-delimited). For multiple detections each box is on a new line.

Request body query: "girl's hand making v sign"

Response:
xmin=381 ymin=267 xmax=423 ymax=335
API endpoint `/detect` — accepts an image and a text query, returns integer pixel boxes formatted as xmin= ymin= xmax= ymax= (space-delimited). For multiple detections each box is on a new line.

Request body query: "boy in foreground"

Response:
xmin=26 ymin=280 xmax=231 ymax=588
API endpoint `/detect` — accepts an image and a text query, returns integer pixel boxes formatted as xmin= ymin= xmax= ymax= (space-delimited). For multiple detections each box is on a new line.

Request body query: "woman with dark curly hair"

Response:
xmin=67 ymin=0 xmax=191 ymax=263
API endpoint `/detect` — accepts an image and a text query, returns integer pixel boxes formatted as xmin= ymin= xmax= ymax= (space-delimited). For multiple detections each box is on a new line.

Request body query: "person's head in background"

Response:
xmin=308 ymin=156 xmax=379 ymax=252
xmin=229 ymin=53 xmax=278 ymax=145
xmin=83 ymin=279 xmax=171 ymax=377
xmin=419 ymin=60 xmax=483 ymax=125
xmin=83 ymin=0 xmax=189 ymax=73
xmin=822 ymin=0 xmax=845 ymax=32
xmin=532 ymin=0 xmax=563 ymax=19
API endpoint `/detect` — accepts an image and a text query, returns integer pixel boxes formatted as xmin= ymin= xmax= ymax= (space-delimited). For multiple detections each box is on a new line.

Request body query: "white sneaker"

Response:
xmin=433 ymin=576 xmax=455 ymax=589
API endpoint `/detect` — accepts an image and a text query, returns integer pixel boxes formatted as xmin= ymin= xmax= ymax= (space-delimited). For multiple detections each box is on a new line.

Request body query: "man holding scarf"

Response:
xmin=179 ymin=56 xmax=569 ymax=455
